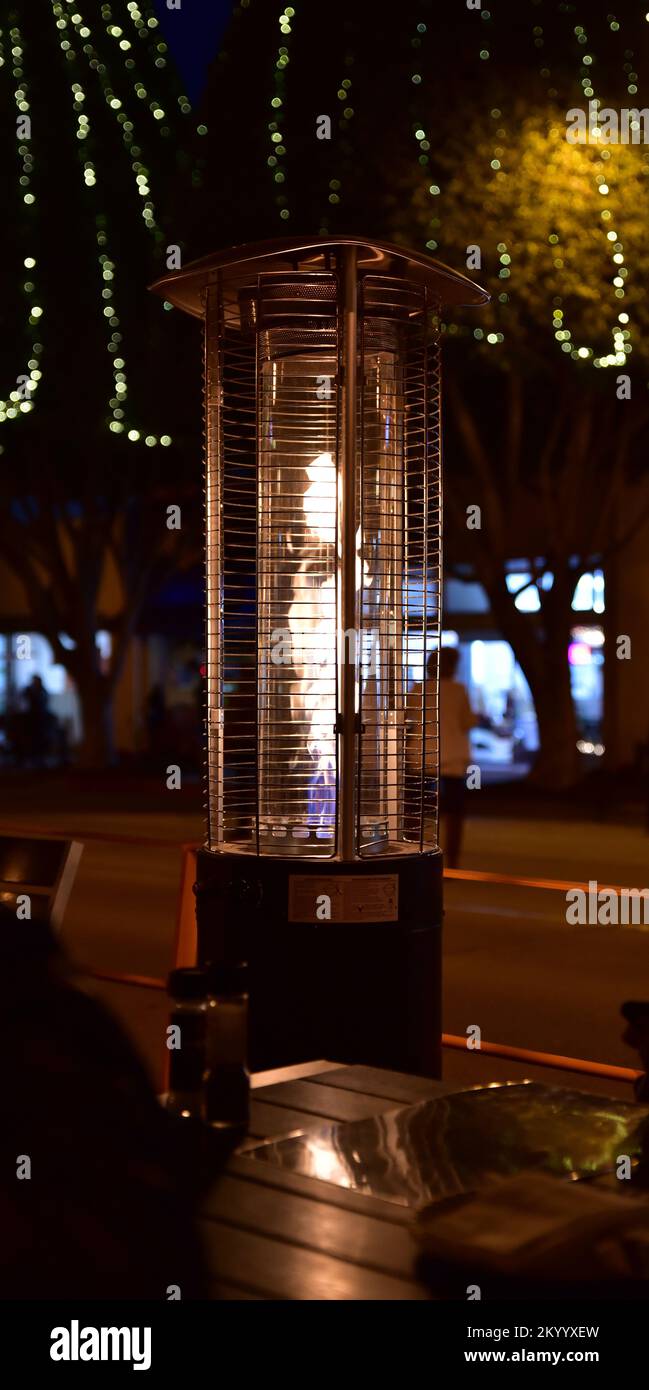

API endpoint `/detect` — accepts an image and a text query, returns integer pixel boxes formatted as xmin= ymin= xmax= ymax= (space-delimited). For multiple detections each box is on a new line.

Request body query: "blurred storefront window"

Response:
xmin=0 ymin=630 xmax=112 ymax=763
xmin=441 ymin=569 xmax=606 ymax=779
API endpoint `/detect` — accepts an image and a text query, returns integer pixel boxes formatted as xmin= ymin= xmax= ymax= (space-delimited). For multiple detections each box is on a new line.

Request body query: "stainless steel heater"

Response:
xmin=151 ymin=237 xmax=487 ymax=1076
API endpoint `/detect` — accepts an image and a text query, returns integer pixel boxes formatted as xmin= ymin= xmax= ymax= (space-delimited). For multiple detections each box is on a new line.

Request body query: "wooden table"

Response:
xmin=200 ymin=1061 xmax=454 ymax=1300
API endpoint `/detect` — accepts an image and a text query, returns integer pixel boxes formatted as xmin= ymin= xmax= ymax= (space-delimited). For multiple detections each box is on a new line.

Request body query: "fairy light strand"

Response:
xmin=406 ymin=19 xmax=441 ymax=253
xmin=318 ymin=72 xmax=354 ymax=234
xmin=0 ymin=22 xmax=43 ymax=431
xmin=267 ymin=6 xmax=296 ymax=222
xmin=50 ymin=0 xmax=183 ymax=442
xmin=555 ymin=20 xmax=633 ymax=369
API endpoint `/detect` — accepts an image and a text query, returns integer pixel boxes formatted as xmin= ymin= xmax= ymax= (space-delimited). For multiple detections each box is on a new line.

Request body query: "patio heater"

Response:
xmin=151 ymin=238 xmax=487 ymax=1076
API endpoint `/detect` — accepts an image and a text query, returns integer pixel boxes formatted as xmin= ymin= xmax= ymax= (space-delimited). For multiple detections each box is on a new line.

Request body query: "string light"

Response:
xmin=1 ymin=0 xmax=205 ymax=443
xmin=47 ymin=0 xmax=202 ymax=442
xmin=319 ymin=73 xmax=354 ymax=235
xmin=405 ymin=20 xmax=443 ymax=253
xmin=101 ymin=2 xmax=183 ymax=137
xmin=0 ymin=22 xmax=43 ymax=428
xmin=267 ymin=6 xmax=296 ymax=221
xmin=406 ymin=13 xmax=506 ymax=346
xmin=557 ymin=22 xmax=634 ymax=369
xmin=407 ymin=6 xmax=503 ymax=322
xmin=402 ymin=7 xmax=640 ymax=369
xmin=60 ymin=0 xmax=171 ymax=229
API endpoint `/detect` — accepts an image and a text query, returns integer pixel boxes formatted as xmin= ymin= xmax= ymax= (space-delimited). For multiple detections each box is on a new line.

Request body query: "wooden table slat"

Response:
xmin=251 ymin=1078 xmax=402 ymax=1123
xmin=223 ymin=1064 xmax=453 ymax=1299
xmin=200 ymin=1220 xmax=430 ymax=1301
xmin=227 ymin=1153 xmax=413 ymax=1224
xmin=197 ymin=1062 xmax=648 ymax=1301
xmin=307 ymin=1064 xmax=454 ymax=1104
xmin=202 ymin=1174 xmax=416 ymax=1278
xmin=208 ymin=1282 xmax=262 ymax=1300
xmin=247 ymin=1100 xmax=332 ymax=1140
xmin=251 ymin=1060 xmax=341 ymax=1089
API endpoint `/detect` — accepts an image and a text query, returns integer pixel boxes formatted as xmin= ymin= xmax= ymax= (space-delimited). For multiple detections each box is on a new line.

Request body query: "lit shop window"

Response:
xmin=505 ymin=568 xmax=605 ymax=614
xmin=505 ymin=571 xmax=553 ymax=612
xmin=572 ymin=570 xmax=605 ymax=613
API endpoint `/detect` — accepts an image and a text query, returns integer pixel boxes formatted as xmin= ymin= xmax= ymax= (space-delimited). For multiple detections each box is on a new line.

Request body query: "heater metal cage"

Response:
xmin=207 ymin=258 xmax=439 ymax=861
xmin=153 ymin=238 xmax=488 ymax=864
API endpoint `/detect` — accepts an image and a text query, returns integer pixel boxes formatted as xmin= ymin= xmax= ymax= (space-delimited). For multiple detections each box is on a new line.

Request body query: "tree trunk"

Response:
xmin=525 ymin=573 xmax=581 ymax=789
xmin=74 ymin=674 xmax=116 ymax=769
xmin=482 ymin=571 xmax=581 ymax=790
xmin=602 ymin=530 xmax=622 ymax=773
xmin=525 ymin=660 xmax=580 ymax=789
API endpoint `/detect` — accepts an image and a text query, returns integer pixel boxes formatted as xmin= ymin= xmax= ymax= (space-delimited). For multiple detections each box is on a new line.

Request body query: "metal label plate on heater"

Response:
xmin=288 ymin=874 xmax=399 ymax=924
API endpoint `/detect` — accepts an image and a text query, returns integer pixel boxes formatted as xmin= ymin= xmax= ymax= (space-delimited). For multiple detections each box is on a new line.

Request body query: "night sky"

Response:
xmin=152 ymin=0 xmax=234 ymax=104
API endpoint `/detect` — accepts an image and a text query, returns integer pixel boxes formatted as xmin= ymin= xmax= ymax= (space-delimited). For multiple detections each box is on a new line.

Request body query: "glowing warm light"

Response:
xmin=288 ymin=453 xmax=337 ymax=828
xmin=287 ymin=452 xmax=372 ymax=832
xmin=303 ymin=451 xmax=335 ymax=541
xmin=305 ymin=1138 xmax=352 ymax=1186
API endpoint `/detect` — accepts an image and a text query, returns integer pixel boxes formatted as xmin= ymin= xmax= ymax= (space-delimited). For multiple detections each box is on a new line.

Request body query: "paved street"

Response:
xmin=2 ymin=791 xmax=647 ymax=1090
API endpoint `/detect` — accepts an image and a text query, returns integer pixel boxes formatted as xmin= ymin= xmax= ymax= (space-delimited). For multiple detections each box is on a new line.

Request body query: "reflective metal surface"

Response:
xmin=150 ymin=234 xmax=490 ymax=317
xmin=202 ymin=252 xmax=442 ymax=859
xmin=245 ymin=1083 xmax=649 ymax=1209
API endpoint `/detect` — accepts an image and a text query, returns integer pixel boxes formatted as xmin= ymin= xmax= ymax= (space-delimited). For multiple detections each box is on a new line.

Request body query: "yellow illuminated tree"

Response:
xmin=392 ymin=107 xmax=649 ymax=786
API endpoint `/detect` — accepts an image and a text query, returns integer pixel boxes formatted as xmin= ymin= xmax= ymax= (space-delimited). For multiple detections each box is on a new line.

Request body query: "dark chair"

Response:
xmin=0 ymin=834 xmax=83 ymax=929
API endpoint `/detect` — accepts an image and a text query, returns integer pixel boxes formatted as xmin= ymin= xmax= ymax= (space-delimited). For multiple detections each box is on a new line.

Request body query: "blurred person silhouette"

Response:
xmin=502 ymin=687 xmax=516 ymax=734
xmin=407 ymin=646 xmax=475 ymax=867
xmin=437 ymin=647 xmax=475 ymax=867
xmin=0 ymin=903 xmax=211 ymax=1300
xmin=23 ymin=675 xmax=52 ymax=764
xmin=621 ymin=1001 xmax=649 ymax=1103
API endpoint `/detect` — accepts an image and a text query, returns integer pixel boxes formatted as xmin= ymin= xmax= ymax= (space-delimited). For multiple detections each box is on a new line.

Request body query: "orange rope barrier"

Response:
xmin=1 ymin=822 xmax=639 ymax=1082
xmin=442 ymin=1032 xmax=640 ymax=1083
xmin=81 ymin=976 xmax=642 ymax=1087
xmin=444 ymin=867 xmax=634 ymax=896
xmin=0 ymin=821 xmax=203 ymax=850
xmin=0 ymin=821 xmax=636 ymax=898
xmin=88 ymin=969 xmax=165 ymax=991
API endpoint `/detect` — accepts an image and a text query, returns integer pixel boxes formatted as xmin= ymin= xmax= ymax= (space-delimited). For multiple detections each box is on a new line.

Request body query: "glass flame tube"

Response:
xmin=339 ymin=246 xmax=359 ymax=859
xmin=257 ymin=326 xmax=339 ymax=855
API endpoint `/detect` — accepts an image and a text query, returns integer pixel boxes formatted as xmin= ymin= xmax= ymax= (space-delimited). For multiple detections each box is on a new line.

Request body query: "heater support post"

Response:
xmin=339 ymin=247 xmax=358 ymax=860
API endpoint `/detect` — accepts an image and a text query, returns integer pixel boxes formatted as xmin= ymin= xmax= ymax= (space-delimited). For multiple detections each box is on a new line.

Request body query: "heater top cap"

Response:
xmin=149 ymin=234 xmax=489 ymax=318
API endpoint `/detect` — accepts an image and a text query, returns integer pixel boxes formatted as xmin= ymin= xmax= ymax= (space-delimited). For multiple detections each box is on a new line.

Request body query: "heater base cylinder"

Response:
xmin=194 ymin=849 xmax=443 ymax=1079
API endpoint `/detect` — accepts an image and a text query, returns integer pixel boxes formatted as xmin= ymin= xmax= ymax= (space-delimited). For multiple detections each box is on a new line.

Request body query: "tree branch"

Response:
xmin=445 ymin=375 xmax=506 ymax=557
xmin=506 ymin=372 xmax=523 ymax=494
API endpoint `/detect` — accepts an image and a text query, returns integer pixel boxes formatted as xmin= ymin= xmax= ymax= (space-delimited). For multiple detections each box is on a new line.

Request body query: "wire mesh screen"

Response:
xmin=256 ymin=275 xmax=339 ymax=855
xmin=422 ymin=304 xmax=443 ymax=843
xmin=204 ymin=266 xmax=441 ymax=857
xmin=357 ymin=278 xmax=441 ymax=855
xmin=205 ymin=282 xmax=258 ymax=848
